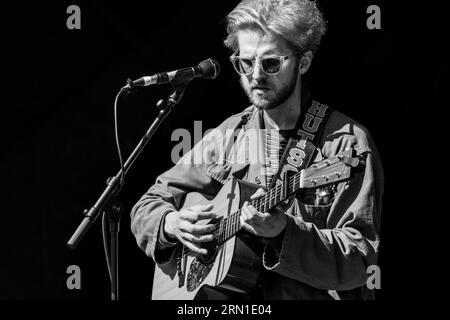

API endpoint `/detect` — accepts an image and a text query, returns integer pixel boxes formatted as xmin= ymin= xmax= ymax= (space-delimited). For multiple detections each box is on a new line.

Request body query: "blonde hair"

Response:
xmin=224 ymin=0 xmax=326 ymax=55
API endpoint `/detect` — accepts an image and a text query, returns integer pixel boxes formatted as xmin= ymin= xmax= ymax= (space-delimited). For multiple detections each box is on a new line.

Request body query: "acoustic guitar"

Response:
xmin=152 ymin=148 xmax=363 ymax=299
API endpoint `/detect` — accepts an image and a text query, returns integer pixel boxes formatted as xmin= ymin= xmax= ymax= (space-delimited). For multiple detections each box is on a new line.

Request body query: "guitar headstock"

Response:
xmin=301 ymin=149 xmax=364 ymax=189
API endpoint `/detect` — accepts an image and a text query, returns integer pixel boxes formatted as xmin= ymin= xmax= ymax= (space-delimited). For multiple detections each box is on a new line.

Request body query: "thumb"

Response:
xmin=199 ymin=203 xmax=214 ymax=211
xmin=189 ymin=203 xmax=214 ymax=212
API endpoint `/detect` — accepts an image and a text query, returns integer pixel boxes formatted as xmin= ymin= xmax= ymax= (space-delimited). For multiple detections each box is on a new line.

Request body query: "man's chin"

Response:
xmin=253 ymin=101 xmax=275 ymax=110
xmin=252 ymin=95 xmax=275 ymax=110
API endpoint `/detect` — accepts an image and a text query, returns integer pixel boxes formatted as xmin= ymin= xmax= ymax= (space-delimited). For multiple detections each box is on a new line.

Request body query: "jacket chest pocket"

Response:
xmin=293 ymin=184 xmax=338 ymax=228
xmin=297 ymin=202 xmax=333 ymax=229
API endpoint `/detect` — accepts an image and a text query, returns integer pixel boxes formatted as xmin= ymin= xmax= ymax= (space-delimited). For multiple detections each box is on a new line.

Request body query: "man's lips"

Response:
xmin=252 ymin=86 xmax=270 ymax=91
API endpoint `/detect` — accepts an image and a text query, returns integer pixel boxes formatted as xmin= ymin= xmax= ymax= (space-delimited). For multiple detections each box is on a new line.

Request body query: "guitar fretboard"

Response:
xmin=215 ymin=170 xmax=302 ymax=245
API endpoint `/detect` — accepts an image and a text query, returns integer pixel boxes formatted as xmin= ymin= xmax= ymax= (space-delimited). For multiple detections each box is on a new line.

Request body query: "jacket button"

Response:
xmin=255 ymin=176 xmax=262 ymax=184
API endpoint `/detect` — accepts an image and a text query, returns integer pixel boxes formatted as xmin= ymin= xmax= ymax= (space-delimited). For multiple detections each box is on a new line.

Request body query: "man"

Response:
xmin=130 ymin=0 xmax=384 ymax=300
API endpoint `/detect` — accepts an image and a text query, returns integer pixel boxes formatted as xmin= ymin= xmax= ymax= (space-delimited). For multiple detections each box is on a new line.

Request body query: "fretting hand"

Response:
xmin=240 ymin=188 xmax=287 ymax=238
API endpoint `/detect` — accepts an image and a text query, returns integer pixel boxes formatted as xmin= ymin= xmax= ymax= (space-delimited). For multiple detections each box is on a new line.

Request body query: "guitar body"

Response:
xmin=151 ymin=178 xmax=262 ymax=300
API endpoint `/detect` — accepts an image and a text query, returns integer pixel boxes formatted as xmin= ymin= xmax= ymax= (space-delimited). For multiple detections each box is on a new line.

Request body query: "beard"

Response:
xmin=240 ymin=61 xmax=300 ymax=110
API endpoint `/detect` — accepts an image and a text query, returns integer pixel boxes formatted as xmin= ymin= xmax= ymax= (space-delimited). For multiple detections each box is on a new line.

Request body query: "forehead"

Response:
xmin=236 ymin=29 xmax=290 ymax=57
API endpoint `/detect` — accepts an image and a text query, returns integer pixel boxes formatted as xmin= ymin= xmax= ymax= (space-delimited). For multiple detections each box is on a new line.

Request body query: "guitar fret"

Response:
xmin=222 ymin=219 xmax=227 ymax=242
xmin=231 ymin=214 xmax=234 ymax=237
xmin=225 ymin=216 xmax=229 ymax=241
xmin=228 ymin=215 xmax=234 ymax=237
xmin=236 ymin=212 xmax=240 ymax=232
xmin=230 ymin=214 xmax=234 ymax=237
xmin=219 ymin=219 xmax=224 ymax=243
xmin=276 ymin=187 xmax=280 ymax=206
xmin=231 ymin=213 xmax=235 ymax=237
xmin=270 ymin=190 xmax=274 ymax=209
xmin=237 ymin=211 xmax=240 ymax=229
xmin=270 ymin=191 xmax=274 ymax=209
xmin=225 ymin=218 xmax=228 ymax=242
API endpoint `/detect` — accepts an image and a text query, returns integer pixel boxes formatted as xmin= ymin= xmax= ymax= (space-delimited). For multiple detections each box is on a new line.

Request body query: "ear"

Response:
xmin=298 ymin=50 xmax=313 ymax=75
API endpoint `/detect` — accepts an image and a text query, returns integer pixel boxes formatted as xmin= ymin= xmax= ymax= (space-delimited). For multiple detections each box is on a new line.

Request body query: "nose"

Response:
xmin=251 ymin=60 xmax=264 ymax=81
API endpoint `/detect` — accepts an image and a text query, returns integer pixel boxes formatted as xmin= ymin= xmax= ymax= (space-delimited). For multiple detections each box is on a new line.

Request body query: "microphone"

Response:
xmin=131 ymin=58 xmax=220 ymax=87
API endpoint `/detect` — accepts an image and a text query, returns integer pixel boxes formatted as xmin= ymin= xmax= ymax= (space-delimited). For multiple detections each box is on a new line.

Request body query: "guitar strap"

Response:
xmin=269 ymin=99 xmax=333 ymax=209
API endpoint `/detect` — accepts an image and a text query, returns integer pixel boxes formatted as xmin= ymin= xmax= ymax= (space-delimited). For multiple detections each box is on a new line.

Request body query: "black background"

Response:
xmin=0 ymin=0 xmax=446 ymax=302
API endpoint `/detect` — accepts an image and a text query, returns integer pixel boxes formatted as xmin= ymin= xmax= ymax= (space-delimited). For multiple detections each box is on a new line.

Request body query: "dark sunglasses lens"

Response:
xmin=262 ymin=58 xmax=281 ymax=74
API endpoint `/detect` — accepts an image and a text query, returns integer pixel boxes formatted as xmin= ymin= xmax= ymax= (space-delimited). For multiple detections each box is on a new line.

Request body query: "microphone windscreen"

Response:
xmin=198 ymin=58 xmax=220 ymax=79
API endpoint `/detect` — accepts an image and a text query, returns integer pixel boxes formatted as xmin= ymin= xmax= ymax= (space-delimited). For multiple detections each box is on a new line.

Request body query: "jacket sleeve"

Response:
xmin=129 ymin=128 xmax=225 ymax=266
xmin=263 ymin=134 xmax=384 ymax=291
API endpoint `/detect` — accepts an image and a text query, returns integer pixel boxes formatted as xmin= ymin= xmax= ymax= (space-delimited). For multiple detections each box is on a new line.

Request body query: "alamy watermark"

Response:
xmin=367 ymin=5 xmax=381 ymax=30
xmin=66 ymin=5 xmax=81 ymax=30
xmin=170 ymin=121 xmax=285 ymax=168
xmin=366 ymin=264 xmax=381 ymax=289
xmin=65 ymin=5 xmax=380 ymax=30
xmin=66 ymin=264 xmax=81 ymax=290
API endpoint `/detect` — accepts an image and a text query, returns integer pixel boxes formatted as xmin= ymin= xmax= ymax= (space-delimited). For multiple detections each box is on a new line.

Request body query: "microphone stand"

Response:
xmin=67 ymin=78 xmax=190 ymax=300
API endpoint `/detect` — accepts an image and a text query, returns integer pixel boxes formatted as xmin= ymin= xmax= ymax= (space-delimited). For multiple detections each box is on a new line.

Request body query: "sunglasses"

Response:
xmin=230 ymin=54 xmax=290 ymax=76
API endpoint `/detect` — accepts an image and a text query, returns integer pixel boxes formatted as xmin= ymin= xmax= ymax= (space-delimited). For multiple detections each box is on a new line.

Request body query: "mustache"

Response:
xmin=250 ymin=81 xmax=269 ymax=90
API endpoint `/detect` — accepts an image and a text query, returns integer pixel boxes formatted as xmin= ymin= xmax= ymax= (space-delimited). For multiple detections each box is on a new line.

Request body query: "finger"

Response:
xmin=180 ymin=222 xmax=216 ymax=235
xmin=183 ymin=232 xmax=214 ymax=243
xmin=247 ymin=204 xmax=259 ymax=216
xmin=180 ymin=238 xmax=208 ymax=255
xmin=182 ymin=211 xmax=216 ymax=223
xmin=248 ymin=201 xmax=271 ymax=215
xmin=190 ymin=204 xmax=214 ymax=212
xmin=249 ymin=206 xmax=270 ymax=218
xmin=195 ymin=210 xmax=218 ymax=220
xmin=241 ymin=202 xmax=252 ymax=220
xmin=250 ymin=188 xmax=266 ymax=200
xmin=239 ymin=217 xmax=257 ymax=235
xmin=241 ymin=205 xmax=268 ymax=226
xmin=181 ymin=208 xmax=216 ymax=222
